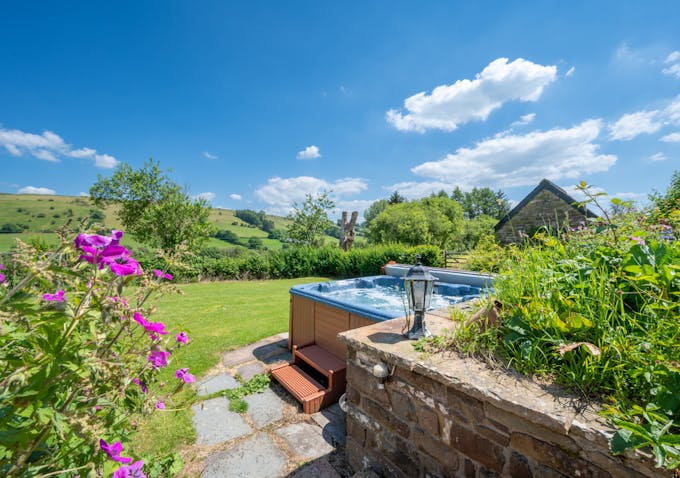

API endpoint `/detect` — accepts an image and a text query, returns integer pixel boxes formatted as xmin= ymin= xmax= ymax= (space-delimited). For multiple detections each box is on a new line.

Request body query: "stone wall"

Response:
xmin=338 ymin=315 xmax=664 ymax=478
xmin=496 ymin=189 xmax=589 ymax=244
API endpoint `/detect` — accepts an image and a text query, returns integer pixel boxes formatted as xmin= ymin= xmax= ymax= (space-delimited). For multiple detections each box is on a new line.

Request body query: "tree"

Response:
xmin=388 ymin=190 xmax=406 ymax=205
xmin=89 ymin=159 xmax=214 ymax=252
xmin=451 ymin=186 xmax=510 ymax=220
xmin=650 ymin=170 xmax=680 ymax=222
xmin=363 ymin=199 xmax=388 ymax=226
xmin=286 ymin=192 xmax=335 ymax=247
xmin=368 ymin=196 xmax=464 ymax=249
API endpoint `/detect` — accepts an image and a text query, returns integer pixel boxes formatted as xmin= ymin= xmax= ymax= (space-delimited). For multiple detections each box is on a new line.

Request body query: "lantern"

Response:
xmin=404 ymin=258 xmax=437 ymax=339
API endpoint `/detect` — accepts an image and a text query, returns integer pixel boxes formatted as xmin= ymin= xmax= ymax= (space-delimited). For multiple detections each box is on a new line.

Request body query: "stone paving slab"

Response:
xmin=197 ymin=373 xmax=240 ymax=397
xmin=275 ymin=422 xmax=335 ymax=461
xmin=288 ymin=458 xmax=342 ymax=478
xmin=222 ymin=333 xmax=288 ymax=367
xmin=236 ymin=362 xmax=265 ymax=381
xmin=245 ymin=389 xmax=283 ymax=428
xmin=192 ymin=397 xmax=251 ymax=445
xmin=311 ymin=404 xmax=347 ymax=447
xmin=201 ymin=433 xmax=287 ymax=478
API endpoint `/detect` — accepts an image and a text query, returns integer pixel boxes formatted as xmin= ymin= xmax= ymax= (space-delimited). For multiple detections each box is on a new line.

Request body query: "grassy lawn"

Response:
xmin=130 ymin=277 xmax=328 ymax=457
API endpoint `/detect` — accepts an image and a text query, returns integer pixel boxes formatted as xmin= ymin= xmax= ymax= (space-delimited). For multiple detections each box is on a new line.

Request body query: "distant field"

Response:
xmin=0 ymin=194 xmax=291 ymax=252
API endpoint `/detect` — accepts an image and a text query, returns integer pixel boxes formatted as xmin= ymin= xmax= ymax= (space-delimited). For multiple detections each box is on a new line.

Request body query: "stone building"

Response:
xmin=495 ymin=178 xmax=597 ymax=244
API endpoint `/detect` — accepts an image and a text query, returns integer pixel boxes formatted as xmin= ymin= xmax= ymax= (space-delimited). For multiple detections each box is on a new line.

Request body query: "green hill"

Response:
xmin=0 ymin=193 xmax=292 ymax=252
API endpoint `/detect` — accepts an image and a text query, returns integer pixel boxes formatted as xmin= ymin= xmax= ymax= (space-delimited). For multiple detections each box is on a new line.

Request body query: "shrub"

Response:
xmin=0 ymin=229 xmax=192 ymax=476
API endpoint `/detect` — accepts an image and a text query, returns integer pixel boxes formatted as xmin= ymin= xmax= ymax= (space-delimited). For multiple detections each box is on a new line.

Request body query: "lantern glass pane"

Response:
xmin=423 ymin=281 xmax=434 ymax=309
xmin=411 ymin=281 xmax=426 ymax=311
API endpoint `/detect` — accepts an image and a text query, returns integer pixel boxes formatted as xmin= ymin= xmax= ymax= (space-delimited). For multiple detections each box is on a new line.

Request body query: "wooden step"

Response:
xmin=270 ymin=363 xmax=326 ymax=413
xmin=294 ymin=344 xmax=346 ymax=376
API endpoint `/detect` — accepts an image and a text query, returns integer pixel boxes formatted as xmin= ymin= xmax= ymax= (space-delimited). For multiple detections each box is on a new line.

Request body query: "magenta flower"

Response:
xmin=0 ymin=263 xmax=5 ymax=269
xmin=0 ymin=272 xmax=5 ymax=284
xmin=133 ymin=313 xmax=169 ymax=337
xmin=111 ymin=229 xmax=124 ymax=245
xmin=99 ymin=439 xmax=132 ymax=464
xmin=176 ymin=331 xmax=189 ymax=344
xmin=113 ymin=460 xmax=146 ymax=478
xmin=75 ymin=233 xmax=113 ymax=250
xmin=153 ymin=269 xmax=173 ymax=280
xmin=43 ymin=290 xmax=65 ymax=302
xmin=174 ymin=367 xmax=195 ymax=383
xmin=629 ymin=236 xmax=646 ymax=246
xmin=101 ymin=246 xmax=142 ymax=276
xmin=148 ymin=350 xmax=170 ymax=368
xmin=133 ymin=378 xmax=148 ymax=394
xmin=155 ymin=401 xmax=165 ymax=410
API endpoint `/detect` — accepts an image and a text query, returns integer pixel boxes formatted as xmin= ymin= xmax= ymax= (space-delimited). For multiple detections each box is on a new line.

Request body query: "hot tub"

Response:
xmin=288 ymin=270 xmax=491 ymax=359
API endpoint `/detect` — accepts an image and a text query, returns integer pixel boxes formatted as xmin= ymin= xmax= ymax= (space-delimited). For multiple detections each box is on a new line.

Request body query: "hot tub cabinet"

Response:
xmin=272 ymin=295 xmax=378 ymax=413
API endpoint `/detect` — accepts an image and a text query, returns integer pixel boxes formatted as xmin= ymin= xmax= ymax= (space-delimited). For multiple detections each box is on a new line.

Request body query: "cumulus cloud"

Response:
xmin=382 ymin=181 xmax=458 ymax=200
xmin=203 ymin=151 xmax=218 ymax=160
xmin=411 ymin=119 xmax=616 ymax=189
xmin=563 ymin=184 xmax=647 ymax=206
xmin=661 ymin=132 xmax=680 ymax=142
xmin=79 ymin=192 xmax=89 ymax=197
xmin=229 ymin=193 xmax=242 ymax=200
xmin=386 ymin=58 xmax=557 ymax=132
xmin=609 ymin=110 xmax=662 ymax=140
xmin=511 ymin=113 xmax=536 ymax=127
xmin=256 ymin=176 xmax=368 ymax=214
xmin=297 ymin=145 xmax=321 ymax=160
xmin=663 ymin=51 xmax=680 ymax=78
xmin=195 ymin=192 xmax=216 ymax=202
xmin=647 ymin=152 xmax=667 ymax=162
xmin=0 ymin=127 xmax=118 ymax=169
xmin=18 ymin=186 xmax=56 ymax=195
xmin=565 ymin=66 xmax=576 ymax=77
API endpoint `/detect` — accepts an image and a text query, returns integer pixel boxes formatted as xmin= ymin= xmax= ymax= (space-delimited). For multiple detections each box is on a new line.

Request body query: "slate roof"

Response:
xmin=494 ymin=178 xmax=598 ymax=231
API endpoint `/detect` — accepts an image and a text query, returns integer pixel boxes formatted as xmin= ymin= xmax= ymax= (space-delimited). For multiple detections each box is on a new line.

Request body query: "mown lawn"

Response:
xmin=130 ymin=277 xmax=328 ymax=457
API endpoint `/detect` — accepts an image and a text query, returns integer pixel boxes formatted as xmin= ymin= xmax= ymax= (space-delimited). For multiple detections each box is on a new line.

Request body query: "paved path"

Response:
xmin=184 ymin=333 xmax=350 ymax=477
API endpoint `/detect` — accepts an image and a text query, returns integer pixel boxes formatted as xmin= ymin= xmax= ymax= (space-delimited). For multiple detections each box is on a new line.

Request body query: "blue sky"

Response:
xmin=1 ymin=1 xmax=679 ymax=218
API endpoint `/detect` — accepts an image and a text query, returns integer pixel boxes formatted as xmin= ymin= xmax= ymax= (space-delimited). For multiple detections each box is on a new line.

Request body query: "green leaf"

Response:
xmin=611 ymin=428 xmax=649 ymax=454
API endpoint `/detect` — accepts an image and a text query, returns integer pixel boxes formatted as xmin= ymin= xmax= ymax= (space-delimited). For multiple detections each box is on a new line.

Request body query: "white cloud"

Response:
xmin=665 ymin=96 xmax=680 ymax=124
xmin=663 ymin=51 xmax=680 ymax=78
xmin=79 ymin=192 xmax=89 ymax=197
xmin=297 ymin=145 xmax=321 ymax=160
xmin=411 ymin=119 xmax=616 ymax=189
xmin=661 ymin=132 xmax=680 ymax=142
xmin=229 ymin=193 xmax=242 ymax=201
xmin=256 ymin=176 xmax=368 ymax=214
xmin=203 ymin=151 xmax=218 ymax=160
xmin=647 ymin=152 xmax=667 ymax=162
xmin=382 ymin=181 xmax=457 ymax=200
xmin=511 ymin=113 xmax=536 ymax=127
xmin=195 ymin=192 xmax=216 ymax=202
xmin=562 ymin=184 xmax=648 ymax=206
xmin=565 ymin=66 xmax=576 ymax=77
xmin=386 ymin=58 xmax=557 ymax=132
xmin=18 ymin=186 xmax=56 ymax=195
xmin=609 ymin=110 xmax=662 ymax=140
xmin=0 ymin=127 xmax=118 ymax=169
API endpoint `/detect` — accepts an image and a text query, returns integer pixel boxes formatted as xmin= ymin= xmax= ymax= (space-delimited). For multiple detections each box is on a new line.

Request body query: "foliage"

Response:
xmin=0 ymin=223 xmax=28 ymax=233
xmin=286 ymin=192 xmax=335 ymax=247
xmin=460 ymin=214 xmax=498 ymax=251
xmin=368 ymin=196 xmax=464 ymax=249
xmin=447 ymin=183 xmax=680 ymax=469
xmin=388 ymin=190 xmax=406 ymax=205
xmin=214 ymin=229 xmax=240 ymax=244
xmin=451 ymin=186 xmax=510 ymax=220
xmin=363 ymin=199 xmax=388 ymax=227
xmin=0 ymin=227 xmax=192 ymax=476
xmin=650 ymin=170 xmax=680 ymax=229
xmin=90 ymin=159 xmax=214 ymax=252
xmin=464 ymin=233 xmax=506 ymax=273
xmin=234 ymin=209 xmax=275 ymax=233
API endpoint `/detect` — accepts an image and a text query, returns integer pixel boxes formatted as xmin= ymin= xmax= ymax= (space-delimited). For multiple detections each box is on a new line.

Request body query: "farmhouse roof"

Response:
xmin=494 ymin=178 xmax=598 ymax=231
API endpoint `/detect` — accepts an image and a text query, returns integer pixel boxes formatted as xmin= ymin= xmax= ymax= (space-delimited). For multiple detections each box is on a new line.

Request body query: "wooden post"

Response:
xmin=339 ymin=211 xmax=358 ymax=251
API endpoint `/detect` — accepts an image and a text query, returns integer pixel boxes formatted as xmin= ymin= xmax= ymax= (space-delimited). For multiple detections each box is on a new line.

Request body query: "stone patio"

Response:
xmin=185 ymin=333 xmax=349 ymax=477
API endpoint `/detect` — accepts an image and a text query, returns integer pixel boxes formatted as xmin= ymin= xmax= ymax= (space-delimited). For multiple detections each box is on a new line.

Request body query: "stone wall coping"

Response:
xmin=338 ymin=314 xmax=614 ymax=443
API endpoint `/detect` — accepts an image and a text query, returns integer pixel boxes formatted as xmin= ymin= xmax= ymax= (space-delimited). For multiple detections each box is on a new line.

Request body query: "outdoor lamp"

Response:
xmin=404 ymin=258 xmax=437 ymax=339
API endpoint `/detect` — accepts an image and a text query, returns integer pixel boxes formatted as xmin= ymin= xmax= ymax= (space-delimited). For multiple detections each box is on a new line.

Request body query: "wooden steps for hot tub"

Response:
xmin=271 ymin=344 xmax=346 ymax=414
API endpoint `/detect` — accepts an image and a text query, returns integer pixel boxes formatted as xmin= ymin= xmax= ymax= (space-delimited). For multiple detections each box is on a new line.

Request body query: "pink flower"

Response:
xmin=43 ymin=290 xmax=65 ymax=302
xmin=629 ymin=236 xmax=646 ymax=246
xmin=153 ymin=269 xmax=173 ymax=280
xmin=0 ymin=272 xmax=5 ymax=284
xmin=176 ymin=331 xmax=189 ymax=344
xmin=148 ymin=350 xmax=170 ymax=368
xmin=113 ymin=460 xmax=146 ymax=478
xmin=133 ymin=378 xmax=148 ymax=394
xmin=133 ymin=313 xmax=168 ymax=337
xmin=99 ymin=439 xmax=132 ymax=464
xmin=75 ymin=233 xmax=112 ymax=250
xmin=175 ymin=367 xmax=195 ymax=384
xmin=155 ymin=401 xmax=165 ymax=410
